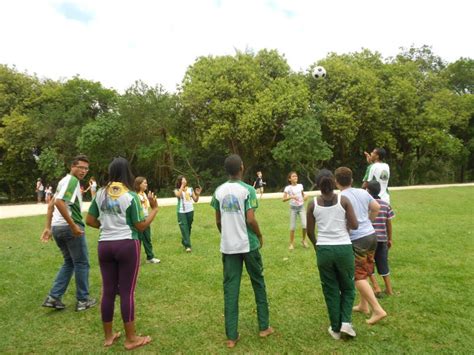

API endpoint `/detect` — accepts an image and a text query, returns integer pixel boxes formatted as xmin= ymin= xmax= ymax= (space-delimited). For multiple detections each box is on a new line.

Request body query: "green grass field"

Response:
xmin=0 ymin=187 xmax=473 ymax=353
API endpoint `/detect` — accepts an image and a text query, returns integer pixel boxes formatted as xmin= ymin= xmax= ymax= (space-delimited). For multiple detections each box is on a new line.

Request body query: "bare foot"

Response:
xmin=259 ymin=327 xmax=275 ymax=337
xmin=124 ymin=335 xmax=152 ymax=350
xmin=104 ymin=332 xmax=121 ymax=347
xmin=366 ymin=311 xmax=387 ymax=325
xmin=352 ymin=305 xmax=370 ymax=315
xmin=226 ymin=336 xmax=240 ymax=348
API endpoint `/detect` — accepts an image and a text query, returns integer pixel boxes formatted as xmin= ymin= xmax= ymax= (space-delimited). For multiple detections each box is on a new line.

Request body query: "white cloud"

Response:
xmin=0 ymin=0 xmax=472 ymax=92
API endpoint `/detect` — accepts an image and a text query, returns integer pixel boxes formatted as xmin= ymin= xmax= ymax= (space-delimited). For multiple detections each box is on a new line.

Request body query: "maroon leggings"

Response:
xmin=98 ymin=239 xmax=140 ymax=323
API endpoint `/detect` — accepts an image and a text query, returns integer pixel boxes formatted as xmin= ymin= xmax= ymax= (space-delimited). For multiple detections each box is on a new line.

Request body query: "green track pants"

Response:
xmin=222 ymin=249 xmax=270 ymax=340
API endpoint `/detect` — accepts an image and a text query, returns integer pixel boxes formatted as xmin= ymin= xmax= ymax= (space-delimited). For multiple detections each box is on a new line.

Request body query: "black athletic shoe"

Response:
xmin=42 ymin=296 xmax=66 ymax=310
xmin=76 ymin=297 xmax=97 ymax=312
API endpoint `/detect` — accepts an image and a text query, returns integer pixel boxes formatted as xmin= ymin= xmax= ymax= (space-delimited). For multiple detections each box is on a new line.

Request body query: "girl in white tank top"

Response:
xmin=313 ymin=194 xmax=352 ymax=246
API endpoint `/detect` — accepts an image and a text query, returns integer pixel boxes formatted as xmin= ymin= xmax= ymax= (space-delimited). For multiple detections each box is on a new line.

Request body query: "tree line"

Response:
xmin=0 ymin=45 xmax=473 ymax=201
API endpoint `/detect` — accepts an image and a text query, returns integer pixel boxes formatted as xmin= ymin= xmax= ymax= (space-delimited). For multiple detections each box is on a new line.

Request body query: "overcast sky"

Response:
xmin=1 ymin=0 xmax=473 ymax=92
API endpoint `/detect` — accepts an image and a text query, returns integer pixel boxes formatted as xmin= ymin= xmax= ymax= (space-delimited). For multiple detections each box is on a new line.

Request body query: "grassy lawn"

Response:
xmin=0 ymin=187 xmax=473 ymax=353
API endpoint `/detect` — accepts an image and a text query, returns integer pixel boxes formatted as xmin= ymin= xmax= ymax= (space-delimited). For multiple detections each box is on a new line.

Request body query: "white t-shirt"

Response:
xmin=175 ymin=187 xmax=194 ymax=213
xmin=367 ymin=162 xmax=390 ymax=203
xmin=211 ymin=180 xmax=260 ymax=254
xmin=284 ymin=184 xmax=305 ymax=207
xmin=341 ymin=188 xmax=376 ymax=241
xmin=88 ymin=183 xmax=145 ymax=241
xmin=52 ymin=174 xmax=83 ymax=227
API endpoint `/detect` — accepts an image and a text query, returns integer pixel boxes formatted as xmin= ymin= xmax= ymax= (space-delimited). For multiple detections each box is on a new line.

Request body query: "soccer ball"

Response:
xmin=313 ymin=66 xmax=327 ymax=79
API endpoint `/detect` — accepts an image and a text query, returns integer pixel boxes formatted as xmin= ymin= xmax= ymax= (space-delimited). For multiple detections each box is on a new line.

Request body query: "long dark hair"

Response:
xmin=316 ymin=169 xmax=335 ymax=195
xmin=107 ymin=157 xmax=134 ymax=190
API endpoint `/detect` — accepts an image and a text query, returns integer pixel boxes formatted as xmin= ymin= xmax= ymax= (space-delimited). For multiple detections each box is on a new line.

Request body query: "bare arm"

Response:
xmin=387 ymin=219 xmax=393 ymax=248
xmin=282 ymin=192 xmax=295 ymax=202
xmin=192 ymin=187 xmax=201 ymax=202
xmin=215 ymin=210 xmax=222 ymax=233
xmin=341 ymin=196 xmax=359 ymax=230
xmin=85 ymin=213 xmax=101 ymax=229
xmin=55 ymin=198 xmax=83 ymax=237
xmin=246 ymin=208 xmax=263 ymax=248
xmin=306 ymin=201 xmax=317 ymax=250
xmin=40 ymin=197 xmax=55 ymax=242
xmin=368 ymin=200 xmax=380 ymax=222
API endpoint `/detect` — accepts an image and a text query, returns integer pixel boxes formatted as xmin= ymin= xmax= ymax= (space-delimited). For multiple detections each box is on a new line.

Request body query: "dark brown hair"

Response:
xmin=335 ymin=167 xmax=352 ymax=187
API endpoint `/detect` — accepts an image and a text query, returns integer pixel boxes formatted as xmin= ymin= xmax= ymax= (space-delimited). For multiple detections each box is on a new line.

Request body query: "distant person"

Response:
xmin=86 ymin=157 xmax=158 ymax=350
xmin=135 ymin=176 xmax=160 ymax=264
xmin=366 ymin=180 xmax=395 ymax=297
xmin=335 ymin=167 xmax=387 ymax=325
xmin=253 ymin=171 xmax=266 ymax=199
xmin=363 ymin=148 xmax=390 ymax=203
xmin=36 ymin=178 xmax=45 ymax=203
xmin=306 ymin=169 xmax=359 ymax=339
xmin=45 ymin=185 xmax=54 ymax=204
xmin=84 ymin=177 xmax=98 ymax=199
xmin=282 ymin=171 xmax=309 ymax=249
xmin=211 ymin=154 xmax=274 ymax=348
xmin=174 ymin=175 xmax=201 ymax=252
xmin=41 ymin=155 xmax=96 ymax=312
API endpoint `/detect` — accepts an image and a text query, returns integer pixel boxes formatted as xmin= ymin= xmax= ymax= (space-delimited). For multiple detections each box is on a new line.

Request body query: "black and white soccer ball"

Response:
xmin=313 ymin=66 xmax=327 ymax=79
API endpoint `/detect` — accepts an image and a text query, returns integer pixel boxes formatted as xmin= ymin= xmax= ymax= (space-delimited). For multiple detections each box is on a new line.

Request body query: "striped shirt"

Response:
xmin=372 ymin=199 xmax=395 ymax=242
xmin=52 ymin=174 xmax=83 ymax=227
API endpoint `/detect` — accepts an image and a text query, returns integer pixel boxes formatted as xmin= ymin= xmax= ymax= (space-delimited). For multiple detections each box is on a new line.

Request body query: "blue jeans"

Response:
xmin=49 ymin=225 xmax=90 ymax=301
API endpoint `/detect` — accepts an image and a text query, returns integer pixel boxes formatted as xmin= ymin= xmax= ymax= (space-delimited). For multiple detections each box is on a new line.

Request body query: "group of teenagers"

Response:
xmin=39 ymin=148 xmax=394 ymax=350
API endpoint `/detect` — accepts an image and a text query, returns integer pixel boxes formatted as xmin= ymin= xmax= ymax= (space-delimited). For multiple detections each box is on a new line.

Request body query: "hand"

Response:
xmin=40 ymin=228 xmax=52 ymax=243
xmin=148 ymin=191 xmax=158 ymax=209
xmin=195 ymin=187 xmax=202 ymax=195
xmin=180 ymin=181 xmax=186 ymax=189
xmin=71 ymin=224 xmax=83 ymax=237
xmin=387 ymin=239 xmax=392 ymax=249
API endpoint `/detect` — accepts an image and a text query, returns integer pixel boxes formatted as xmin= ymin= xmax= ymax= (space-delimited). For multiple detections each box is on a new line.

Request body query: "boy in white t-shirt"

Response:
xmin=211 ymin=154 xmax=274 ymax=348
xmin=362 ymin=148 xmax=390 ymax=203
xmin=282 ymin=171 xmax=309 ymax=249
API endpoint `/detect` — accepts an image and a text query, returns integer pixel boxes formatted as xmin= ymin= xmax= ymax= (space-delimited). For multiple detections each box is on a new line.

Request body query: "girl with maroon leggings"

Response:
xmin=86 ymin=157 xmax=158 ymax=350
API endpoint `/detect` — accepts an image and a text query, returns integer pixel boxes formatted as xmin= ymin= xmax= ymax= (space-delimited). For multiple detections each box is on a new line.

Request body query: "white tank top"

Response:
xmin=313 ymin=194 xmax=352 ymax=245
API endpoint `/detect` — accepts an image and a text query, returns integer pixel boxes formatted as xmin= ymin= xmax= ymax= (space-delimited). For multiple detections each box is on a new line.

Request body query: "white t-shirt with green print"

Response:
xmin=52 ymin=174 xmax=83 ymax=227
xmin=88 ymin=183 xmax=145 ymax=242
xmin=211 ymin=180 xmax=260 ymax=254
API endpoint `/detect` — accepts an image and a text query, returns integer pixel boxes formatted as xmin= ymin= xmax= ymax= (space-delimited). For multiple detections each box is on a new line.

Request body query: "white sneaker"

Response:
xmin=340 ymin=322 xmax=356 ymax=337
xmin=185 ymin=248 xmax=192 ymax=253
xmin=146 ymin=258 xmax=161 ymax=264
xmin=328 ymin=326 xmax=341 ymax=340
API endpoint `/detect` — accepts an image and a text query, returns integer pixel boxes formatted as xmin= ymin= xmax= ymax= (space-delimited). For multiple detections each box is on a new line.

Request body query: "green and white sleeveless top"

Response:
xmin=52 ymin=174 xmax=83 ymax=227
xmin=211 ymin=180 xmax=260 ymax=254
xmin=88 ymin=182 xmax=145 ymax=241
xmin=175 ymin=187 xmax=194 ymax=213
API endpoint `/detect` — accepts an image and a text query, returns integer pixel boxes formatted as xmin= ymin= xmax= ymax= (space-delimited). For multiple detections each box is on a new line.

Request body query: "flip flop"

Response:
xmin=124 ymin=335 xmax=152 ymax=351
xmin=104 ymin=332 xmax=121 ymax=347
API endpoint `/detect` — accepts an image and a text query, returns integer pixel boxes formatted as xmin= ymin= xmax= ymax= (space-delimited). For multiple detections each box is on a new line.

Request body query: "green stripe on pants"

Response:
xmin=222 ymin=249 xmax=270 ymax=340
xmin=316 ymin=244 xmax=355 ymax=332
xmin=177 ymin=211 xmax=193 ymax=248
